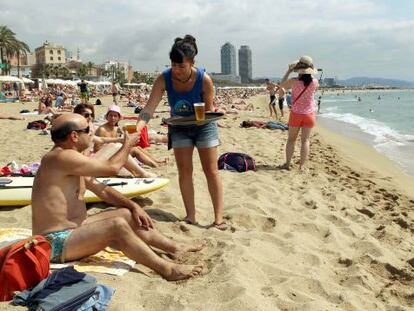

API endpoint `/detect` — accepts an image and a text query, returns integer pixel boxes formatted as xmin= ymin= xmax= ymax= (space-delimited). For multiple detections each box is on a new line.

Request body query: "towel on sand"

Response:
xmin=0 ymin=228 xmax=135 ymax=276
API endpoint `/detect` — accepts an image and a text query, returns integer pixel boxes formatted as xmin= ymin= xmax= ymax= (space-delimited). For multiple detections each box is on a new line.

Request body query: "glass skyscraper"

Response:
xmin=238 ymin=45 xmax=252 ymax=83
xmin=221 ymin=42 xmax=236 ymax=75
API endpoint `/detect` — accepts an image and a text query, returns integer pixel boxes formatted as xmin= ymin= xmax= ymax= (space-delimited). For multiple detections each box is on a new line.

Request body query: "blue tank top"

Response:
xmin=163 ymin=67 xmax=204 ymax=117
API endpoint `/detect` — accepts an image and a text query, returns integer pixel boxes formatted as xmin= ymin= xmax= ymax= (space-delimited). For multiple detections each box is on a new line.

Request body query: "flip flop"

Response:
xmin=181 ymin=218 xmax=199 ymax=226
xmin=211 ymin=221 xmax=228 ymax=231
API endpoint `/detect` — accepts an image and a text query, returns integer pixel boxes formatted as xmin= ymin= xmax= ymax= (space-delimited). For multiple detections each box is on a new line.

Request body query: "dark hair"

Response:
xmin=169 ymin=35 xmax=198 ymax=63
xmin=74 ymin=103 xmax=95 ymax=119
xmin=298 ymin=74 xmax=313 ymax=86
xmin=44 ymin=96 xmax=53 ymax=107
xmin=240 ymin=121 xmax=252 ymax=128
xmin=51 ymin=121 xmax=77 ymax=143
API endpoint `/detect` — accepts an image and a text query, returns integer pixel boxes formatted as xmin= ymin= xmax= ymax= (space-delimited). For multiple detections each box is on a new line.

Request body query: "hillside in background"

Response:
xmin=338 ymin=77 xmax=414 ymax=88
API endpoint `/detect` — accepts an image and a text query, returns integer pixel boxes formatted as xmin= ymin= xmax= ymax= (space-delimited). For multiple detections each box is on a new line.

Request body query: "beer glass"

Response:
xmin=123 ymin=124 xmax=137 ymax=134
xmin=193 ymin=102 xmax=205 ymax=121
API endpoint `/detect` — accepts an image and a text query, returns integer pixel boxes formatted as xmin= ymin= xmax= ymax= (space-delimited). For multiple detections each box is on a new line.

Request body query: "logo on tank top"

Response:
xmin=173 ymin=99 xmax=194 ymax=115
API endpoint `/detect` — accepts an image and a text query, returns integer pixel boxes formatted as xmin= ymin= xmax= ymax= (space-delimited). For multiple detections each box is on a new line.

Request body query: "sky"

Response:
xmin=1 ymin=0 xmax=414 ymax=80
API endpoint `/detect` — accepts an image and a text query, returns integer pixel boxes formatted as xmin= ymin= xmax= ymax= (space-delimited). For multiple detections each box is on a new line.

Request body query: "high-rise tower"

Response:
xmin=221 ymin=42 xmax=237 ymax=75
xmin=238 ymin=45 xmax=252 ymax=83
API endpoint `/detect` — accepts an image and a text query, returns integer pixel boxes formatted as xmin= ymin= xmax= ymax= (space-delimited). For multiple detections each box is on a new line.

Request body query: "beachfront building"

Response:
xmin=102 ymin=60 xmax=129 ymax=80
xmin=323 ymin=78 xmax=336 ymax=87
xmin=210 ymin=73 xmax=241 ymax=84
xmin=238 ymin=45 xmax=252 ymax=84
xmin=221 ymin=42 xmax=237 ymax=76
xmin=31 ymin=41 xmax=67 ymax=78
xmin=35 ymin=41 xmax=66 ymax=65
xmin=9 ymin=52 xmax=36 ymax=78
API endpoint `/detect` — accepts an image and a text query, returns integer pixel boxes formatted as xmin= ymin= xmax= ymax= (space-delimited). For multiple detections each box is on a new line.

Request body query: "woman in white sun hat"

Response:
xmin=278 ymin=55 xmax=319 ymax=171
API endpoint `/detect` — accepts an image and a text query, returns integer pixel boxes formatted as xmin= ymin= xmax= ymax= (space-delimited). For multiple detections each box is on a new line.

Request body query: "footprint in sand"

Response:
xmin=356 ymin=208 xmax=375 ymax=218
xmin=304 ymin=200 xmax=318 ymax=209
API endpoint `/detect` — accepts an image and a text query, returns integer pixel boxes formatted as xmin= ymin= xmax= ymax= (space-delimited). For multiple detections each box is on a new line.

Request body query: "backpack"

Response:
xmin=0 ymin=236 xmax=51 ymax=301
xmin=218 ymin=152 xmax=256 ymax=172
xmin=27 ymin=120 xmax=47 ymax=130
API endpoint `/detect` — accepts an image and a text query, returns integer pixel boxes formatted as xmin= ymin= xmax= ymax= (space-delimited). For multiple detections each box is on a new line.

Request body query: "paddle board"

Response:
xmin=0 ymin=177 xmax=169 ymax=206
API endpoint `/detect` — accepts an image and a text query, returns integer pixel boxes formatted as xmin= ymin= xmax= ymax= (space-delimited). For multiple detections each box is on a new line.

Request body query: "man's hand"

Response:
xmin=131 ymin=204 xmax=154 ymax=229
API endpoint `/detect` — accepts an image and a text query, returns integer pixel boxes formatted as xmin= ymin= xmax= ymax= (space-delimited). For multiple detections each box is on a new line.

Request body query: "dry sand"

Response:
xmin=1 ymin=95 xmax=414 ymax=311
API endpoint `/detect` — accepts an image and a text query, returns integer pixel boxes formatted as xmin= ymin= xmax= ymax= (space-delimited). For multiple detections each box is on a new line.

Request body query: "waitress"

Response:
xmin=136 ymin=35 xmax=225 ymax=230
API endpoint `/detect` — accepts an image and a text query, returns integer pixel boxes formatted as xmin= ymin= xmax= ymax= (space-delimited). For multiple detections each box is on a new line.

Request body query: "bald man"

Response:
xmin=32 ymin=113 xmax=203 ymax=281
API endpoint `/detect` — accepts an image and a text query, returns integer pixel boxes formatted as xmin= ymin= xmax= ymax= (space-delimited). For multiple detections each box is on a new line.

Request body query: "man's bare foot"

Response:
xmin=162 ymin=263 xmax=203 ymax=281
xmin=170 ymin=240 xmax=205 ymax=259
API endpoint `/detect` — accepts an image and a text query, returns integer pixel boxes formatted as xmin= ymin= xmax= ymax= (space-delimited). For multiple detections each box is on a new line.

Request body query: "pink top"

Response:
xmin=291 ymin=78 xmax=318 ymax=114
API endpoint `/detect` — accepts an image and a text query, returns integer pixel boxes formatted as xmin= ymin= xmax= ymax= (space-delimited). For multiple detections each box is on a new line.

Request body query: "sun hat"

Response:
xmin=105 ymin=104 xmax=122 ymax=119
xmin=291 ymin=55 xmax=318 ymax=74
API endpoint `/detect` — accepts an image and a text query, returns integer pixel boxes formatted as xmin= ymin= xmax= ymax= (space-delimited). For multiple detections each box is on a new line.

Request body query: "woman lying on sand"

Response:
xmin=240 ymin=120 xmax=288 ymax=130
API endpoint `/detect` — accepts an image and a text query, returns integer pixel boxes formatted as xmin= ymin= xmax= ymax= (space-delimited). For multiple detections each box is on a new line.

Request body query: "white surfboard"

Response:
xmin=0 ymin=177 xmax=169 ymax=207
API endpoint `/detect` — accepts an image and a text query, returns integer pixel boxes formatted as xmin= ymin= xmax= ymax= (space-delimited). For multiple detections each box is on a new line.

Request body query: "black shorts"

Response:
xmin=112 ymin=93 xmax=118 ymax=97
xmin=278 ymin=98 xmax=284 ymax=110
xmin=269 ymin=95 xmax=276 ymax=105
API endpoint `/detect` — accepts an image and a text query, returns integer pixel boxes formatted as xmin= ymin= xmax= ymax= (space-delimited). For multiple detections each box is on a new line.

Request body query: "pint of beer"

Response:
xmin=193 ymin=102 xmax=205 ymax=121
xmin=123 ymin=124 xmax=137 ymax=134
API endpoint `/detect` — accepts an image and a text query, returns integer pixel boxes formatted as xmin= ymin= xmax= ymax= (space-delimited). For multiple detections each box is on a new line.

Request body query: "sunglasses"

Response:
xmin=73 ymin=126 xmax=90 ymax=134
xmin=81 ymin=112 xmax=93 ymax=118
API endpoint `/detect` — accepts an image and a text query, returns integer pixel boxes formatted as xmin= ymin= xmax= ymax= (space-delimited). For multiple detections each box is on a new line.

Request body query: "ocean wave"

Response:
xmin=321 ymin=99 xmax=358 ymax=103
xmin=320 ymin=112 xmax=414 ymax=146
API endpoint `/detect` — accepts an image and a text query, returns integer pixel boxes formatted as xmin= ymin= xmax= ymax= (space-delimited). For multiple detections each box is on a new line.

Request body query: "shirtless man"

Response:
xmin=32 ymin=113 xmax=203 ymax=281
xmin=111 ymin=82 xmax=119 ymax=104
xmin=265 ymin=79 xmax=278 ymax=118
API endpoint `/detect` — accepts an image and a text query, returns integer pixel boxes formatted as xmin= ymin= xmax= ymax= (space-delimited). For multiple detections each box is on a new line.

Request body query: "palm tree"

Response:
xmin=76 ymin=64 xmax=88 ymax=79
xmin=87 ymin=61 xmax=94 ymax=76
xmin=59 ymin=66 xmax=70 ymax=79
xmin=0 ymin=26 xmax=16 ymax=75
xmin=0 ymin=26 xmax=30 ymax=76
xmin=11 ymin=40 xmax=30 ymax=77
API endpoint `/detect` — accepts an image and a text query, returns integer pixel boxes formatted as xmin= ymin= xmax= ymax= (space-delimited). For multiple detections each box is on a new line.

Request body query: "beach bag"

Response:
xmin=0 ymin=236 xmax=51 ymax=301
xmin=27 ymin=120 xmax=47 ymax=130
xmin=218 ymin=152 xmax=256 ymax=172
xmin=137 ymin=126 xmax=150 ymax=148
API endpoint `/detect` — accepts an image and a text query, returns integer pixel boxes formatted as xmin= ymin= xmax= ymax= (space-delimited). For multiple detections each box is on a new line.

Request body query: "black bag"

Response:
xmin=218 ymin=152 xmax=256 ymax=172
xmin=134 ymin=106 xmax=143 ymax=114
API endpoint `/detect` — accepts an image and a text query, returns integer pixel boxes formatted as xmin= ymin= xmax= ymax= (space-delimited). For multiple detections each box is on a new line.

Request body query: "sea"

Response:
xmin=316 ymin=89 xmax=414 ymax=176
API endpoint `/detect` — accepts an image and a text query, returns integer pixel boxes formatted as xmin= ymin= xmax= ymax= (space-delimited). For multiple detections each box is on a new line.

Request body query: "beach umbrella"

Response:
xmin=0 ymin=76 xmax=23 ymax=83
xmin=22 ymin=77 xmax=34 ymax=84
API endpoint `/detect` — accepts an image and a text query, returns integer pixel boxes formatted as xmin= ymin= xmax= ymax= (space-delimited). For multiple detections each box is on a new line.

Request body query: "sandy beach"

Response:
xmin=1 ymin=95 xmax=414 ymax=310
